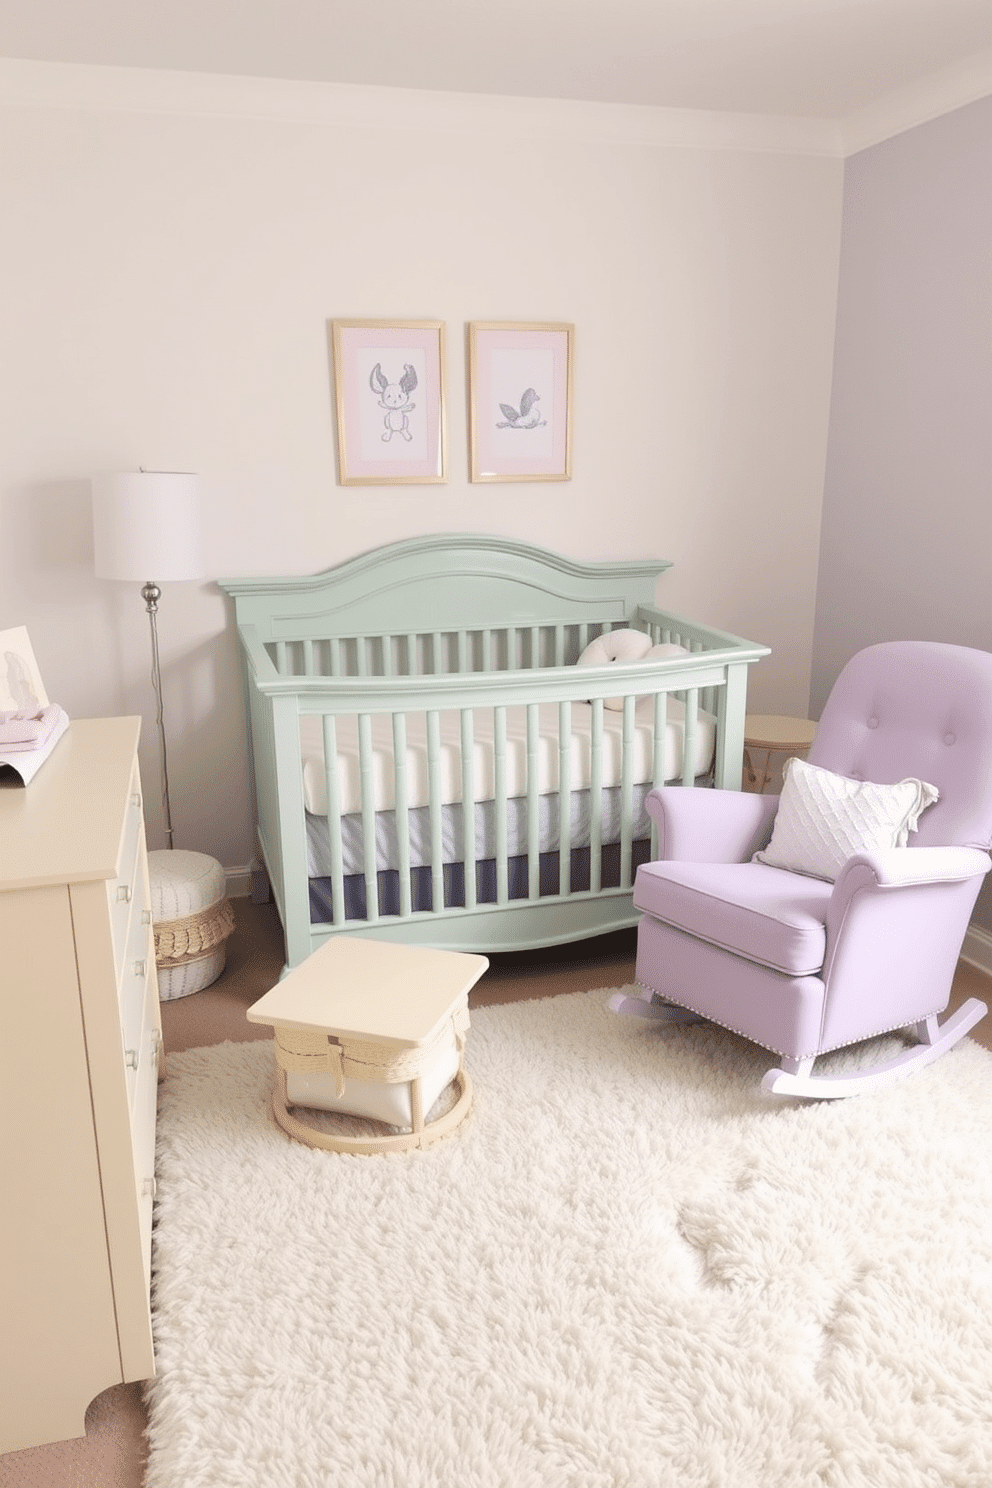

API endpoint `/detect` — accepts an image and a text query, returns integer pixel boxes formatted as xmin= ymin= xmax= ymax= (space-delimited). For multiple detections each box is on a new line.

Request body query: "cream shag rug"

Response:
xmin=146 ymin=990 xmax=992 ymax=1488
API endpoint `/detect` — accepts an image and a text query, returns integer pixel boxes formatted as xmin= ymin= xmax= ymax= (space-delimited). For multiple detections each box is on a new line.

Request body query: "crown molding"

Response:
xmin=840 ymin=48 xmax=992 ymax=155
xmin=0 ymin=56 xmax=842 ymax=156
xmin=5 ymin=50 xmax=989 ymax=159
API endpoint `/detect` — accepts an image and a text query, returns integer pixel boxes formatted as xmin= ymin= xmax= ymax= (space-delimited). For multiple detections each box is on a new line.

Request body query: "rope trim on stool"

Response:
xmin=273 ymin=1003 xmax=470 ymax=1088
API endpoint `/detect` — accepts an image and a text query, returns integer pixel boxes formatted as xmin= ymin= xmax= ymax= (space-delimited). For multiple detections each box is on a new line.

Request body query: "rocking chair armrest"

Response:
xmin=831 ymin=845 xmax=992 ymax=898
xmin=645 ymin=786 xmax=780 ymax=863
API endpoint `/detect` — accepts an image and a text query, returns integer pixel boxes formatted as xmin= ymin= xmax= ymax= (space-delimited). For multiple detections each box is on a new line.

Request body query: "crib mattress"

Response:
xmin=299 ymin=697 xmax=716 ymax=817
xmin=305 ymin=782 xmax=657 ymax=878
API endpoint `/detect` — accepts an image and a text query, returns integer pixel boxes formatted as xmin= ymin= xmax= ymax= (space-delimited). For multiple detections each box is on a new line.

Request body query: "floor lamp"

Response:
xmin=92 ymin=471 xmax=205 ymax=850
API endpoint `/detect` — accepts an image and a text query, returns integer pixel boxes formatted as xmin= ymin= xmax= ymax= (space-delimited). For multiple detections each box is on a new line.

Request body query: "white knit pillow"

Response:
xmin=754 ymin=755 xmax=939 ymax=882
xmin=576 ymin=632 xmax=689 ymax=711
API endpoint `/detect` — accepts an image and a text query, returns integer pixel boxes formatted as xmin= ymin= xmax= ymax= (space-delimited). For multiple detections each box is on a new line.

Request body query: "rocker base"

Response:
xmin=762 ymin=998 xmax=988 ymax=1100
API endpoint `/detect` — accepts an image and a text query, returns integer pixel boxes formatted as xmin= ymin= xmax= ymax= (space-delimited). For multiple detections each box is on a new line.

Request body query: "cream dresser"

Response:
xmin=0 ymin=717 xmax=161 ymax=1453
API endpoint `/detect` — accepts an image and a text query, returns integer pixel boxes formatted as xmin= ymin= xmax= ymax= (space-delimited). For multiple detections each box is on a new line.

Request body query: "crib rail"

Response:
xmin=265 ymin=612 xmax=715 ymax=682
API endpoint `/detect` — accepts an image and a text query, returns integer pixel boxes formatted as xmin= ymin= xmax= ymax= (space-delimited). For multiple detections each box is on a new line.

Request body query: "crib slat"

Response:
xmin=393 ymin=711 xmax=411 ymax=919
xmin=329 ymin=637 xmax=341 ymax=678
xmin=494 ymin=706 xmax=508 ymax=904
xmin=481 ymin=629 xmax=492 ymax=673
xmin=558 ymin=700 xmax=572 ymax=895
xmin=589 ymin=698 xmax=604 ymax=894
xmin=619 ymin=695 xmax=635 ymax=889
xmin=526 ymin=703 xmax=540 ymax=899
xmin=456 ymin=629 xmax=468 ymax=676
xmin=506 ymin=626 xmax=517 ymax=671
xmin=682 ymin=687 xmax=699 ymax=787
xmin=651 ymin=692 xmax=670 ymax=859
xmin=405 ymin=633 xmax=418 ymax=677
xmin=460 ymin=708 xmax=477 ymax=911
xmin=427 ymin=710 xmax=444 ymax=913
xmin=321 ymin=715 xmax=346 ymax=927
xmin=275 ymin=640 xmax=288 ymax=675
xmin=357 ymin=714 xmax=378 ymax=920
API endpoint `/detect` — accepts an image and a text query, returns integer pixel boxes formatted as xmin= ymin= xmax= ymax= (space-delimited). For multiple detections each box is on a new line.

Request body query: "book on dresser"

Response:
xmin=0 ymin=716 xmax=162 ymax=1454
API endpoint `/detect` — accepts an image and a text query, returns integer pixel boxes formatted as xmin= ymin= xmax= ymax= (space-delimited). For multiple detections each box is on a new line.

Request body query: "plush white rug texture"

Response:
xmin=146 ymin=990 xmax=992 ymax=1488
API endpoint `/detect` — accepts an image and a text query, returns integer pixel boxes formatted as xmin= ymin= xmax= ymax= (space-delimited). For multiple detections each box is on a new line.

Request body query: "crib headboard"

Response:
xmin=220 ymin=534 xmax=672 ymax=643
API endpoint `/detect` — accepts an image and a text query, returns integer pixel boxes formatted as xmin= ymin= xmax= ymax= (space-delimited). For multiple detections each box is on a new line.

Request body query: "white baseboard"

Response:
xmin=223 ymin=864 xmax=255 ymax=899
xmin=961 ymin=924 xmax=992 ymax=978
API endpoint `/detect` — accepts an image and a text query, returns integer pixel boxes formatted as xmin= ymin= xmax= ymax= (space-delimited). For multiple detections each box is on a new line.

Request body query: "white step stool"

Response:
xmin=247 ymin=937 xmax=489 ymax=1154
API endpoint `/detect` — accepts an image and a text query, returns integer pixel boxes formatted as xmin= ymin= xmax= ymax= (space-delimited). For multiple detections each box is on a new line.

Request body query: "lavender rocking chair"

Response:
xmin=611 ymin=642 xmax=992 ymax=1098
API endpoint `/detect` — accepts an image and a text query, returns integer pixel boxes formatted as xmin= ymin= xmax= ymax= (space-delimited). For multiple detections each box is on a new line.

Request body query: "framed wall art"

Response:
xmin=330 ymin=319 xmax=447 ymax=485
xmin=468 ymin=321 xmax=573 ymax=483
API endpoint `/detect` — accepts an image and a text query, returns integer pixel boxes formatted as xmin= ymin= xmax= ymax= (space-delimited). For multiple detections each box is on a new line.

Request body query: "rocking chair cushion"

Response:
xmin=633 ymin=859 xmax=832 ymax=976
xmin=753 ymin=755 xmax=939 ymax=882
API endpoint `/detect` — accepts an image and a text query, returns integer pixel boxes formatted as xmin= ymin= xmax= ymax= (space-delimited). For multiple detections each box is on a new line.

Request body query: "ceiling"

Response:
xmin=1 ymin=0 xmax=991 ymax=121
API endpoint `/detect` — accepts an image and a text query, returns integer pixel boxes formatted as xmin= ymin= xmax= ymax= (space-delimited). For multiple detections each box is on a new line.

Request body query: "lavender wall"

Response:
xmin=812 ymin=93 xmax=992 ymax=931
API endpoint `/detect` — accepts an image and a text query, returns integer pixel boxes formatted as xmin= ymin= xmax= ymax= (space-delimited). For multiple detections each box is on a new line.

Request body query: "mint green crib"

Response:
xmin=221 ymin=535 xmax=769 ymax=972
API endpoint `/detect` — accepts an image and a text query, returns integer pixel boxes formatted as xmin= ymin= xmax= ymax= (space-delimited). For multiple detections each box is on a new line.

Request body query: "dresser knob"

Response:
xmin=142 ymin=909 xmax=152 ymax=926
xmin=151 ymin=1030 xmax=162 ymax=1063
xmin=142 ymin=1177 xmax=157 ymax=1199
xmin=131 ymin=792 xmax=142 ymax=810
xmin=117 ymin=884 xmax=132 ymax=904
xmin=133 ymin=959 xmax=146 ymax=978
xmin=125 ymin=1048 xmax=139 ymax=1069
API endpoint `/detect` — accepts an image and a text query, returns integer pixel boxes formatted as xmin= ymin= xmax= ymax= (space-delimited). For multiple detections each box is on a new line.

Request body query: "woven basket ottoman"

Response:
xmin=148 ymin=849 xmax=235 ymax=1000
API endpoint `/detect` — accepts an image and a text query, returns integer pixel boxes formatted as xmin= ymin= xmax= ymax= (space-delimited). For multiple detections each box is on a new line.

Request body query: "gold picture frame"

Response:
xmin=330 ymin=319 xmax=447 ymax=485
xmin=468 ymin=321 xmax=574 ymax=482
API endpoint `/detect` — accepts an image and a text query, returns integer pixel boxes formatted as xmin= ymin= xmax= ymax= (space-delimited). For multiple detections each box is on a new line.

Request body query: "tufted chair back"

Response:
xmin=807 ymin=641 xmax=992 ymax=853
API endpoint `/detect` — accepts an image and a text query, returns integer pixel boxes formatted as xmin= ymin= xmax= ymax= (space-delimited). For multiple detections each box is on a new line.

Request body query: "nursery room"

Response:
xmin=2 ymin=0 xmax=992 ymax=1482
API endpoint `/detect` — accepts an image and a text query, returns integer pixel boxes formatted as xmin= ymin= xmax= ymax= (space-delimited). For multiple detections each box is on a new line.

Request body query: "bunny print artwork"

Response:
xmin=369 ymin=362 xmax=418 ymax=442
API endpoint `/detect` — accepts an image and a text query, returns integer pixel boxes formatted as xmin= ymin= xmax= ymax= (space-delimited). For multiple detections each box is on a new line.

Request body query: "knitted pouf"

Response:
xmin=147 ymin=850 xmax=235 ymax=1000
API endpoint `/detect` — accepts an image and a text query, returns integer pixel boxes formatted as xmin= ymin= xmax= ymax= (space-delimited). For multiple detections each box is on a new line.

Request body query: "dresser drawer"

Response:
xmin=107 ymin=772 xmax=146 ymax=981
xmin=120 ymin=915 xmax=155 ymax=1105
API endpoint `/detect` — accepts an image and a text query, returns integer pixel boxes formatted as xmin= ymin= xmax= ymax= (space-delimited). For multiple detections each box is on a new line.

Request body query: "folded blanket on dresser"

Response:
xmin=0 ymin=705 xmax=67 ymax=751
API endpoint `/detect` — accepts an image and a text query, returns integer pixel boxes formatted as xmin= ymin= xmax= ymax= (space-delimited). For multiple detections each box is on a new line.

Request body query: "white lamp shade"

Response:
xmin=92 ymin=471 xmax=205 ymax=582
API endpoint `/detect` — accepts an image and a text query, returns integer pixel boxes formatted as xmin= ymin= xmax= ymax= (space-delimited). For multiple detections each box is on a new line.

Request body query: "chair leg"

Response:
xmin=915 ymin=1013 xmax=941 ymax=1045
xmin=779 ymin=1054 xmax=815 ymax=1080
xmin=607 ymin=990 xmax=703 ymax=1023
xmin=762 ymin=998 xmax=988 ymax=1100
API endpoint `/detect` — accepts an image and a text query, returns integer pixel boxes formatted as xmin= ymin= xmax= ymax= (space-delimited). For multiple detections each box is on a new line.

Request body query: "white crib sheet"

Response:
xmin=305 ymin=783 xmax=656 ymax=878
xmin=299 ymin=697 xmax=716 ymax=817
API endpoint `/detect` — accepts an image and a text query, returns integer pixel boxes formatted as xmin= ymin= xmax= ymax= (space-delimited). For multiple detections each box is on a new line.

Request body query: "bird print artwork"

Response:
xmin=496 ymin=387 xmax=546 ymax=429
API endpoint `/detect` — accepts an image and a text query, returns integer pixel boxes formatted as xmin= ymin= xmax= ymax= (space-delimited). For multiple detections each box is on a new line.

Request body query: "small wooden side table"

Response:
xmin=743 ymin=714 xmax=817 ymax=794
xmin=247 ymin=937 xmax=488 ymax=1155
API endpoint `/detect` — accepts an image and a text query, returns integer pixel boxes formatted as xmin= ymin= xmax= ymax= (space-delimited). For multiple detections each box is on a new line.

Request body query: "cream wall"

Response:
xmin=0 ymin=63 xmax=842 ymax=875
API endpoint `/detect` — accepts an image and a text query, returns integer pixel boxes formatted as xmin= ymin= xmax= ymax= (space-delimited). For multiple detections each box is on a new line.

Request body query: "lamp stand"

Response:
xmin=140 ymin=581 xmax=176 ymax=850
